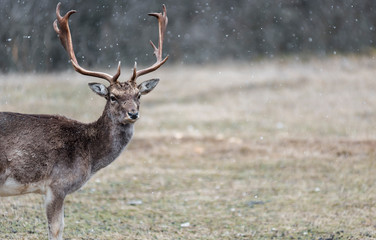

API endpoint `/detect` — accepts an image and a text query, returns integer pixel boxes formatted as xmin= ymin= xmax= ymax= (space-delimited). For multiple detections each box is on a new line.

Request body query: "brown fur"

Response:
xmin=0 ymin=101 xmax=132 ymax=190
xmin=0 ymin=80 xmax=158 ymax=240
xmin=0 ymin=3 xmax=167 ymax=239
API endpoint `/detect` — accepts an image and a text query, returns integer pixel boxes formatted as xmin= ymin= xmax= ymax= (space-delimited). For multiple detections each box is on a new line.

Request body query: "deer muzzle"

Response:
xmin=127 ymin=111 xmax=139 ymax=120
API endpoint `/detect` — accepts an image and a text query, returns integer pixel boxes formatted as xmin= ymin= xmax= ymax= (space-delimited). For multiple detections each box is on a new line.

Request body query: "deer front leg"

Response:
xmin=45 ymin=188 xmax=65 ymax=240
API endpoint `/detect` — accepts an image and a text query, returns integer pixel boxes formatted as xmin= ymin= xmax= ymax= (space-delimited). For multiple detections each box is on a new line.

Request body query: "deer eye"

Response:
xmin=109 ymin=95 xmax=117 ymax=103
xmin=137 ymin=93 xmax=141 ymax=100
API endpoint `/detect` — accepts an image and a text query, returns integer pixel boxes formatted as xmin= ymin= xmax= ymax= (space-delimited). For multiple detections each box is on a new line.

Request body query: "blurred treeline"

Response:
xmin=0 ymin=0 xmax=375 ymax=72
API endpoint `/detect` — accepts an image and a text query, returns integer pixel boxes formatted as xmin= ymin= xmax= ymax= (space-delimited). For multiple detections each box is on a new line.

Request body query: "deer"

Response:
xmin=0 ymin=3 xmax=168 ymax=240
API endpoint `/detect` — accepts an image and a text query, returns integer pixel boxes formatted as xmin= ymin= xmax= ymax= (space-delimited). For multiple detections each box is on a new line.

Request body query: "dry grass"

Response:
xmin=1 ymin=56 xmax=376 ymax=239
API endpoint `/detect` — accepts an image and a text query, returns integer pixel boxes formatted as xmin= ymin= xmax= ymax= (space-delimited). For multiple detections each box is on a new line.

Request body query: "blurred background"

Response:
xmin=0 ymin=0 xmax=376 ymax=72
xmin=1 ymin=1 xmax=376 ymax=239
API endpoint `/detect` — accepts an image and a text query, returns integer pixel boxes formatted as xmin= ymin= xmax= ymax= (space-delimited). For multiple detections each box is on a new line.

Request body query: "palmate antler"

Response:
xmin=53 ymin=3 xmax=121 ymax=85
xmin=53 ymin=2 xmax=168 ymax=85
xmin=130 ymin=5 xmax=169 ymax=83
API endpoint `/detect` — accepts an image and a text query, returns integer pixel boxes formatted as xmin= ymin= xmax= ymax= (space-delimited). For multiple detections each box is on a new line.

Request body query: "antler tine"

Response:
xmin=130 ymin=4 xmax=169 ymax=83
xmin=54 ymin=2 xmax=121 ymax=84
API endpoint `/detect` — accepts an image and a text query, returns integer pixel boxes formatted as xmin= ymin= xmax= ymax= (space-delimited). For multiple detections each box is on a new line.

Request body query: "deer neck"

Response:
xmin=89 ymin=103 xmax=134 ymax=174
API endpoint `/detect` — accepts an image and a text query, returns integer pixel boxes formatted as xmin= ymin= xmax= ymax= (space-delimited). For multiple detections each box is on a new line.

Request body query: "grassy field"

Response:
xmin=0 ymin=56 xmax=376 ymax=239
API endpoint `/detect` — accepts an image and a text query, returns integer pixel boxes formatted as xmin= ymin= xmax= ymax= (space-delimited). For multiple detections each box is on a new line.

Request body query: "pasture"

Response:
xmin=0 ymin=56 xmax=376 ymax=239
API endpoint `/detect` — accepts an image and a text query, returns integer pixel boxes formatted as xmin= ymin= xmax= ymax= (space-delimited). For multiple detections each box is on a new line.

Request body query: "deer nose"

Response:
xmin=127 ymin=111 xmax=139 ymax=120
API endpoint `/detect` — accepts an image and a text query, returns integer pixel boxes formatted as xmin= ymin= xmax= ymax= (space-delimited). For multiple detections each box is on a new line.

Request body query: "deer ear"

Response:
xmin=138 ymin=78 xmax=159 ymax=95
xmin=88 ymin=83 xmax=108 ymax=97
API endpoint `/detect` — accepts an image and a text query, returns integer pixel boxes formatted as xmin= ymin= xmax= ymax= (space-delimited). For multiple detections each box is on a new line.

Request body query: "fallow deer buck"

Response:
xmin=0 ymin=3 xmax=168 ymax=240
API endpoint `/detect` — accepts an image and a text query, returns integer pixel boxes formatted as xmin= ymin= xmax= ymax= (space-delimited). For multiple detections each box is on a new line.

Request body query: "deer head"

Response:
xmin=53 ymin=3 xmax=168 ymax=124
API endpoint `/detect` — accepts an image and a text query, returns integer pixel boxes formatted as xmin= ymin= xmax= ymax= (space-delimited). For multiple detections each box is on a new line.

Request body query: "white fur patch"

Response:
xmin=0 ymin=177 xmax=46 ymax=196
xmin=44 ymin=187 xmax=54 ymax=207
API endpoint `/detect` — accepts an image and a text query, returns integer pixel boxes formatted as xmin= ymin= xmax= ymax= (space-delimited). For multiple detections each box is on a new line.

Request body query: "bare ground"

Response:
xmin=1 ymin=56 xmax=376 ymax=239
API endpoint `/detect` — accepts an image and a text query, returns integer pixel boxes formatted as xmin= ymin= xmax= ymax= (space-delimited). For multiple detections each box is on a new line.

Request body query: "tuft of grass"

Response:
xmin=1 ymin=56 xmax=376 ymax=239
